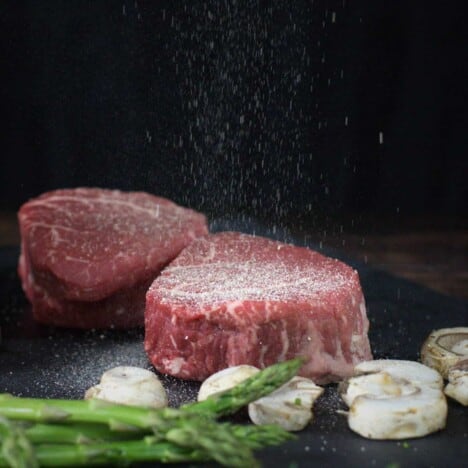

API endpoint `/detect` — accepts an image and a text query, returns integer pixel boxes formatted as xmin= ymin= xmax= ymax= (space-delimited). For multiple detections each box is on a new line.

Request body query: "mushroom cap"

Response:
xmin=348 ymin=381 xmax=447 ymax=439
xmin=353 ymin=359 xmax=443 ymax=388
xmin=197 ymin=365 xmax=259 ymax=401
xmin=248 ymin=376 xmax=323 ymax=431
xmin=85 ymin=366 xmax=167 ymax=408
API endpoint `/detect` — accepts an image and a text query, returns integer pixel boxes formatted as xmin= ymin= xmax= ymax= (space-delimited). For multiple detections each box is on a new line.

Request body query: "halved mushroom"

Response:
xmin=340 ymin=360 xmax=447 ymax=439
xmin=197 ymin=365 xmax=260 ymax=401
xmin=85 ymin=366 xmax=168 ymax=408
xmin=444 ymin=360 xmax=468 ymax=406
xmin=421 ymin=327 xmax=468 ymax=379
xmin=248 ymin=376 xmax=324 ymax=431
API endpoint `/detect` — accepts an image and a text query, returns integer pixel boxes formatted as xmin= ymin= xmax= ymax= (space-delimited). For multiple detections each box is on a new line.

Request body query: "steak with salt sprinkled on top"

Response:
xmin=144 ymin=231 xmax=372 ymax=383
xmin=18 ymin=188 xmax=208 ymax=329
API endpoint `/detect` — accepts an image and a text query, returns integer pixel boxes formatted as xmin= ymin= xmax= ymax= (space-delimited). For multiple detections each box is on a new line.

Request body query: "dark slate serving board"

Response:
xmin=0 ymin=221 xmax=467 ymax=468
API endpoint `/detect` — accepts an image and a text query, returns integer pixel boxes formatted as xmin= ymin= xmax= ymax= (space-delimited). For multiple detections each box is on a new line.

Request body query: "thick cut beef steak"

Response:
xmin=145 ymin=232 xmax=372 ymax=383
xmin=18 ymin=188 xmax=208 ymax=328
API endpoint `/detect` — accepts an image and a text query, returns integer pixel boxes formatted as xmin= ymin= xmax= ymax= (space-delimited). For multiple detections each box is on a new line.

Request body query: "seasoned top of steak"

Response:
xmin=18 ymin=188 xmax=208 ymax=301
xmin=149 ymin=231 xmax=360 ymax=308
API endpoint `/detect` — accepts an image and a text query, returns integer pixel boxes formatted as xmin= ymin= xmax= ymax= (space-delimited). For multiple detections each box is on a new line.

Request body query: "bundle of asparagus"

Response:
xmin=0 ymin=358 xmax=302 ymax=467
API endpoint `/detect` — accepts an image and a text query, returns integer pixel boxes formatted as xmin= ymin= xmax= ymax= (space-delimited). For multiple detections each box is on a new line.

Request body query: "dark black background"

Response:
xmin=1 ymin=1 xmax=466 ymax=231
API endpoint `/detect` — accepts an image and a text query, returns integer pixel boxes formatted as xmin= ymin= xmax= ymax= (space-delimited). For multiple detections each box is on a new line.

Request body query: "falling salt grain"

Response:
xmin=379 ymin=131 xmax=384 ymax=144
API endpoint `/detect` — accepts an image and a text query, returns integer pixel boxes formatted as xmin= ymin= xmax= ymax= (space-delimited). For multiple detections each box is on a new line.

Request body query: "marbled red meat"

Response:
xmin=145 ymin=232 xmax=372 ymax=383
xmin=18 ymin=188 xmax=208 ymax=328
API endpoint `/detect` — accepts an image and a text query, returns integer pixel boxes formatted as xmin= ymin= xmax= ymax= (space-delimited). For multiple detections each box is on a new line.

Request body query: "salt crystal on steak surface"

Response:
xmin=18 ymin=188 xmax=208 ymax=328
xmin=145 ymin=232 xmax=372 ymax=383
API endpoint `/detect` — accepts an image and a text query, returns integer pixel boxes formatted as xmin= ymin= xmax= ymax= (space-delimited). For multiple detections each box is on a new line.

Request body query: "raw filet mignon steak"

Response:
xmin=18 ymin=188 xmax=208 ymax=328
xmin=145 ymin=232 xmax=372 ymax=383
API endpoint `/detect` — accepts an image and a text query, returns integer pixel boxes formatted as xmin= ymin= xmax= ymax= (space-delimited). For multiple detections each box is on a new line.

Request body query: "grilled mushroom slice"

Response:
xmin=197 ymin=365 xmax=260 ymax=401
xmin=248 ymin=376 xmax=324 ymax=431
xmin=340 ymin=360 xmax=447 ymax=439
xmin=85 ymin=366 xmax=168 ymax=408
xmin=421 ymin=327 xmax=468 ymax=379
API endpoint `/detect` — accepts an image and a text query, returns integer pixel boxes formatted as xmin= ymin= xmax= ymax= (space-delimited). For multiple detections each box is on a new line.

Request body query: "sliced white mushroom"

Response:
xmin=197 ymin=364 xmax=259 ymax=401
xmin=340 ymin=360 xmax=447 ymax=439
xmin=197 ymin=365 xmax=260 ymax=401
xmin=420 ymin=327 xmax=468 ymax=379
xmin=248 ymin=376 xmax=324 ymax=431
xmin=444 ymin=361 xmax=468 ymax=406
xmin=85 ymin=366 xmax=168 ymax=408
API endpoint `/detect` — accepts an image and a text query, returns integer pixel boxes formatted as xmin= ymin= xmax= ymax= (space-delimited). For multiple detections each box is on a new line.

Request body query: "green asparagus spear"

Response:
xmin=0 ymin=422 xmax=294 ymax=467
xmin=232 ymin=423 xmax=295 ymax=449
xmin=165 ymin=419 xmax=258 ymax=467
xmin=0 ymin=417 xmax=37 ymax=468
xmin=23 ymin=422 xmax=145 ymax=445
xmin=30 ymin=422 xmax=293 ymax=449
xmin=9 ymin=420 xmax=294 ymax=450
xmin=0 ymin=394 xmax=177 ymax=430
xmin=1 ymin=438 xmax=208 ymax=467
